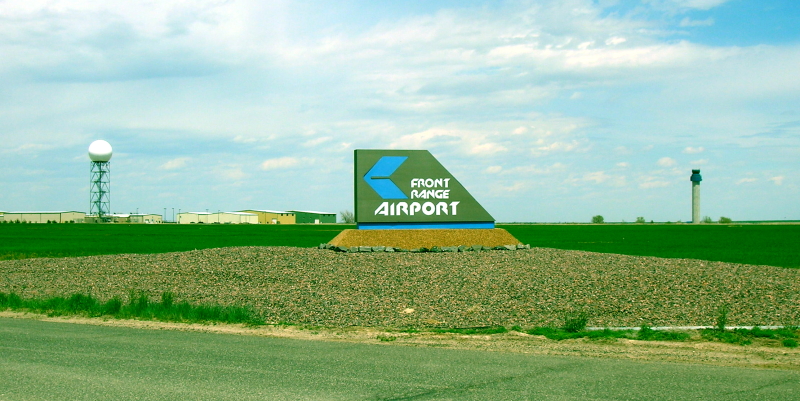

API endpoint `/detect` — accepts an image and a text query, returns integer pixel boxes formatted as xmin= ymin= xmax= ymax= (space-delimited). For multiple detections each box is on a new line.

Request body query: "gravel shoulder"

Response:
xmin=2 ymin=246 xmax=798 ymax=328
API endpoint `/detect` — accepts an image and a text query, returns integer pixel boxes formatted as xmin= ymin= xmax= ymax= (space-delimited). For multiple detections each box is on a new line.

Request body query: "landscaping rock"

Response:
xmin=2 ymin=246 xmax=799 ymax=329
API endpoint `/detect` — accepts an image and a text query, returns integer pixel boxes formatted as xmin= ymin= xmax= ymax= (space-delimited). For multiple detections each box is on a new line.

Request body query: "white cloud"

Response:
xmin=499 ymin=182 xmax=524 ymax=192
xmin=388 ymin=129 xmax=459 ymax=149
xmin=647 ymin=0 xmax=730 ymax=12
xmin=260 ymin=157 xmax=299 ymax=171
xmin=214 ymin=164 xmax=247 ymax=181
xmin=736 ymin=178 xmax=757 ymax=185
xmin=769 ymin=176 xmax=784 ymax=186
xmin=584 ymin=171 xmax=610 ymax=183
xmin=582 ymin=171 xmax=626 ymax=187
xmin=6 ymin=143 xmax=56 ymax=154
xmin=639 ymin=180 xmax=670 ymax=189
xmin=160 ymin=157 xmax=190 ymax=170
xmin=679 ymin=17 xmax=715 ymax=27
xmin=504 ymin=163 xmax=567 ymax=175
xmin=233 ymin=135 xmax=259 ymax=144
xmin=303 ymin=136 xmax=331 ymax=147
xmin=683 ymin=146 xmax=705 ymax=154
xmin=616 ymin=162 xmax=630 ymax=168
xmin=657 ymin=157 xmax=677 ymax=167
xmin=469 ymin=142 xmax=507 ymax=155
xmin=486 ymin=165 xmax=503 ymax=174
xmin=534 ymin=140 xmax=581 ymax=155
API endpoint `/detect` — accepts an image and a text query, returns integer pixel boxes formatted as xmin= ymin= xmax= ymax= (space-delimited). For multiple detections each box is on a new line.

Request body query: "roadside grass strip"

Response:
xmin=2 ymin=291 xmax=797 ymax=348
xmin=0 ymin=291 xmax=264 ymax=326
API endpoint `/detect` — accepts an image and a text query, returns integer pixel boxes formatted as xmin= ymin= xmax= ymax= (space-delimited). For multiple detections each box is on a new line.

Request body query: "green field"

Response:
xmin=0 ymin=224 xmax=348 ymax=260
xmin=1 ymin=223 xmax=798 ymax=268
xmin=501 ymin=224 xmax=800 ymax=269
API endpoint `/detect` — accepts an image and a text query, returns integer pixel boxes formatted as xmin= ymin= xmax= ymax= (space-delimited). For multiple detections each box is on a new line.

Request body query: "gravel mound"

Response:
xmin=328 ymin=228 xmax=522 ymax=249
xmin=1 ymin=247 xmax=798 ymax=328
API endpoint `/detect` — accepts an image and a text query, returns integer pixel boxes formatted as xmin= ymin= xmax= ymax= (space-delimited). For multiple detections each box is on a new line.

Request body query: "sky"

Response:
xmin=1 ymin=0 xmax=798 ymax=223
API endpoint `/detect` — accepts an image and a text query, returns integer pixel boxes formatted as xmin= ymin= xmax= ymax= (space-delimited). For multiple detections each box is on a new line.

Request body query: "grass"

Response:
xmin=2 ymin=290 xmax=797 ymax=348
xmin=500 ymin=224 xmax=800 ymax=268
xmin=0 ymin=291 xmax=264 ymax=326
xmin=701 ymin=327 xmax=799 ymax=347
xmin=0 ymin=223 xmax=352 ymax=260
xmin=1 ymin=223 xmax=798 ymax=268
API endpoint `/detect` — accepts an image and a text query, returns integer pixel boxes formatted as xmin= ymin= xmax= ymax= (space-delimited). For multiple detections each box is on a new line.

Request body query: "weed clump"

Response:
xmin=0 ymin=291 xmax=264 ymax=326
xmin=561 ymin=312 xmax=589 ymax=333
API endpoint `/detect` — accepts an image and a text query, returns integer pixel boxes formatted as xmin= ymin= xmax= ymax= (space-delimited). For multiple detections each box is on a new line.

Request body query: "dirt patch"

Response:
xmin=3 ymin=311 xmax=798 ymax=371
xmin=327 ymin=228 xmax=522 ymax=249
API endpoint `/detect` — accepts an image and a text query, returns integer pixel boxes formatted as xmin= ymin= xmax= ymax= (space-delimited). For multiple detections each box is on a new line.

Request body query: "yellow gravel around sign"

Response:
xmin=327 ymin=228 xmax=522 ymax=249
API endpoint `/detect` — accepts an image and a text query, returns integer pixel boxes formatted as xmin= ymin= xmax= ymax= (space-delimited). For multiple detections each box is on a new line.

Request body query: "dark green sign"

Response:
xmin=354 ymin=149 xmax=494 ymax=229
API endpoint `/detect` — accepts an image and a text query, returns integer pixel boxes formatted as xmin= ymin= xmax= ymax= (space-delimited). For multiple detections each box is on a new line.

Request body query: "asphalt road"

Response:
xmin=1 ymin=318 xmax=798 ymax=400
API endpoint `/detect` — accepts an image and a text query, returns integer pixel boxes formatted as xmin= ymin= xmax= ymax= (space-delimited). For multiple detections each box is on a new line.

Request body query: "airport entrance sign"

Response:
xmin=354 ymin=149 xmax=494 ymax=229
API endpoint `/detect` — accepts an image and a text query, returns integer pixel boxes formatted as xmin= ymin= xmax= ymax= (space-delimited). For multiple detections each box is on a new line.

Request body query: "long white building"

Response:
xmin=0 ymin=211 xmax=85 ymax=223
xmin=177 ymin=211 xmax=258 ymax=224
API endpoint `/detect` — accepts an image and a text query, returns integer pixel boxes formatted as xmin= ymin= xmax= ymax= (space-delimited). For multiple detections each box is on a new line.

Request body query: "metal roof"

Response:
xmin=3 ymin=211 xmax=85 ymax=214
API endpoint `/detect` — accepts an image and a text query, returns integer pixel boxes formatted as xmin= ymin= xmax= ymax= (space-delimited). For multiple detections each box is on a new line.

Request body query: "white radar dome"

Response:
xmin=88 ymin=140 xmax=113 ymax=162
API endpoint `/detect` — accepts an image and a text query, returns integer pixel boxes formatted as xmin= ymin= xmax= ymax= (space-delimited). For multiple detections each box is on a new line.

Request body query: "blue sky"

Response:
xmin=1 ymin=0 xmax=798 ymax=222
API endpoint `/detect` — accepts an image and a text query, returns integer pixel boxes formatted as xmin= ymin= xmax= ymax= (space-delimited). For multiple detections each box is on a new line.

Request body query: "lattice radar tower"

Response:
xmin=88 ymin=140 xmax=113 ymax=221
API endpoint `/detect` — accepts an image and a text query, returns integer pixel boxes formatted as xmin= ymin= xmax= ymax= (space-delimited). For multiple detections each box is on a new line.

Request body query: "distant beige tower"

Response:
xmin=690 ymin=169 xmax=702 ymax=223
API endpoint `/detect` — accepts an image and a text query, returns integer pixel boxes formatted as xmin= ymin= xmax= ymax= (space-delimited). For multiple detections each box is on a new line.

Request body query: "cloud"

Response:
xmin=260 ymin=157 xmax=299 ymax=171
xmin=5 ymin=143 xmax=56 ymax=154
xmin=388 ymin=129 xmax=459 ymax=149
xmin=769 ymin=176 xmax=784 ymax=186
xmin=616 ymin=162 xmax=630 ymax=168
xmin=160 ymin=157 xmax=190 ymax=170
xmin=303 ymin=136 xmax=332 ymax=147
xmin=469 ymin=142 xmax=507 ymax=155
xmin=683 ymin=146 xmax=705 ymax=154
xmin=647 ymin=0 xmax=730 ymax=12
xmin=657 ymin=157 xmax=677 ymax=167
xmin=605 ymin=37 xmax=627 ymax=46
xmin=217 ymin=165 xmax=246 ymax=181
xmin=533 ymin=140 xmax=581 ymax=155
xmin=499 ymin=182 xmax=524 ymax=192
xmin=233 ymin=135 xmax=258 ymax=144
xmin=582 ymin=171 xmax=626 ymax=187
xmin=679 ymin=17 xmax=715 ymax=27
xmin=736 ymin=178 xmax=757 ymax=185
xmin=502 ymin=163 xmax=567 ymax=175
xmin=639 ymin=179 xmax=671 ymax=189
xmin=486 ymin=165 xmax=503 ymax=174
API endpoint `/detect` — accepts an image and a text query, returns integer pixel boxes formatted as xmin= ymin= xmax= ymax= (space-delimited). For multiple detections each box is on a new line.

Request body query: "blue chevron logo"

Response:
xmin=364 ymin=156 xmax=408 ymax=199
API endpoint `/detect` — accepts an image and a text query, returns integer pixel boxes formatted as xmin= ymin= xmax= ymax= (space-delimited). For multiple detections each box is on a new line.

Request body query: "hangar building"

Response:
xmin=177 ymin=211 xmax=257 ymax=224
xmin=1 ymin=211 xmax=86 ymax=224
xmin=240 ymin=210 xmax=296 ymax=225
xmin=211 ymin=212 xmax=258 ymax=224
xmin=105 ymin=214 xmax=163 ymax=224
xmin=177 ymin=212 xmax=211 ymax=224
xmin=288 ymin=210 xmax=336 ymax=224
